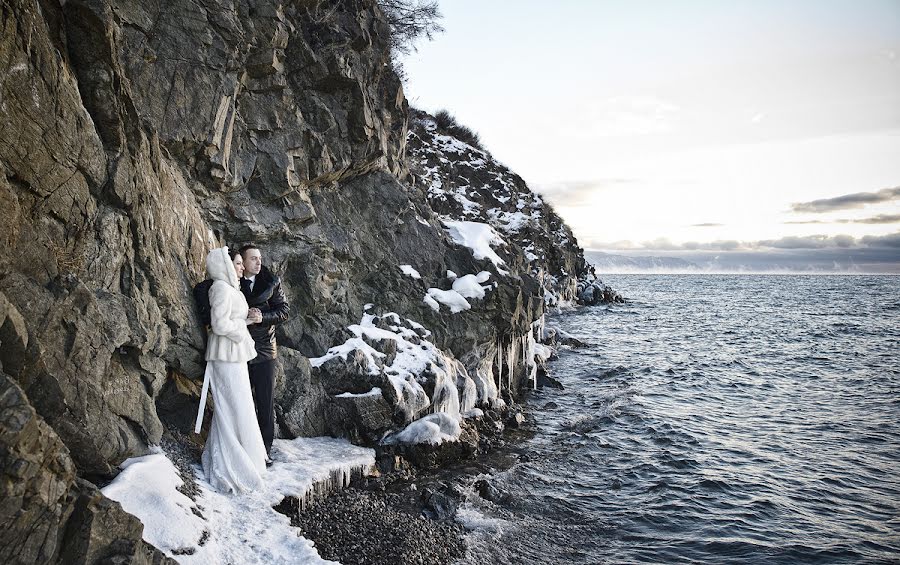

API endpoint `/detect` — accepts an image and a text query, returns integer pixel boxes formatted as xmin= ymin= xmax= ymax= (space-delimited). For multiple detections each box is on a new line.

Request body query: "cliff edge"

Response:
xmin=0 ymin=0 xmax=616 ymax=562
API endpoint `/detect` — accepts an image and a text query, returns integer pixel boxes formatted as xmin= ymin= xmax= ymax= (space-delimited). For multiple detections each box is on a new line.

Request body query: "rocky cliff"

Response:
xmin=0 ymin=0 xmax=614 ymax=562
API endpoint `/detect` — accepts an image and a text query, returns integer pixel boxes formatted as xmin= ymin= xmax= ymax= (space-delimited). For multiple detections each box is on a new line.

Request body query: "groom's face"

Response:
xmin=243 ymin=248 xmax=262 ymax=276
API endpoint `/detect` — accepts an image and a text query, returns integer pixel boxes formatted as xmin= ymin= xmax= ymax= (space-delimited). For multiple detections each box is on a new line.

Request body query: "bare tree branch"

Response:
xmin=378 ymin=0 xmax=444 ymax=54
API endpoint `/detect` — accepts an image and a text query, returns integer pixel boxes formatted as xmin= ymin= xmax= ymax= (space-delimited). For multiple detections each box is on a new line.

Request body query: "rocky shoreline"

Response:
xmin=151 ymin=401 xmax=535 ymax=564
xmin=277 ymin=409 xmax=533 ymax=565
xmin=284 ymin=488 xmax=466 ymax=565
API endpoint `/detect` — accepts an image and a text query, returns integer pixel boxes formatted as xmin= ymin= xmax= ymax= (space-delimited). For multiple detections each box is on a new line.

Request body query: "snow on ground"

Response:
xmin=101 ymin=448 xmax=205 ymax=553
xmin=399 ymin=264 xmax=421 ymax=279
xmin=102 ymin=437 xmax=375 ymax=564
xmin=486 ymin=208 xmax=535 ymax=234
xmin=442 ymin=220 xmax=507 ymax=271
xmin=336 ymin=387 xmax=382 ymax=398
xmin=309 ymin=337 xmax=384 ymax=375
xmin=309 ymin=311 xmax=459 ymax=420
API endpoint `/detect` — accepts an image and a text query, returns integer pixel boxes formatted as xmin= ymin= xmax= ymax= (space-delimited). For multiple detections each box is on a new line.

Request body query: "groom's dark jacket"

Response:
xmin=240 ymin=265 xmax=289 ymax=364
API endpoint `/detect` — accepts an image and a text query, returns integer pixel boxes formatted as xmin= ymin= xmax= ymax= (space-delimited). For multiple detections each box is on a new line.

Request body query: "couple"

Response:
xmin=196 ymin=244 xmax=289 ymax=493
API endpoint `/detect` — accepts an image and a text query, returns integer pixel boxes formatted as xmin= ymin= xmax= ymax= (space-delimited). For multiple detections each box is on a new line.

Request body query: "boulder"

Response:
xmin=325 ymin=390 xmax=393 ymax=446
xmin=275 ymin=348 xmax=327 ymax=438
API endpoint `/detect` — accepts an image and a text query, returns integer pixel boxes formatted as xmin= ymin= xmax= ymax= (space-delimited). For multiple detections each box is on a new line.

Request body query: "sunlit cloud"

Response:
xmin=534 ymin=178 xmax=636 ymax=208
xmin=790 ymin=186 xmax=900 ymax=213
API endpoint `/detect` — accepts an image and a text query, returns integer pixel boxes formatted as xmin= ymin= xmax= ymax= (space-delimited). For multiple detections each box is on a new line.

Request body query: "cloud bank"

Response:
xmin=790 ymin=186 xmax=900 ymax=213
xmin=589 ymin=231 xmax=900 ymax=252
xmin=785 ymin=214 xmax=900 ymax=225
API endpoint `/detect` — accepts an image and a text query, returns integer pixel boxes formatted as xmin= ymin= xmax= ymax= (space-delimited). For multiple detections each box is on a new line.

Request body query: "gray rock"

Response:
xmin=325 ymin=390 xmax=393 ymax=446
xmin=394 ymin=421 xmax=480 ymax=469
xmin=474 ymin=479 xmax=509 ymax=504
xmin=59 ymin=479 xmax=176 ymax=565
xmin=275 ymin=347 xmax=327 ymax=438
xmin=0 ymin=372 xmax=171 ymax=564
xmin=0 ymin=372 xmax=76 ymax=564
xmin=421 ymin=490 xmax=458 ymax=521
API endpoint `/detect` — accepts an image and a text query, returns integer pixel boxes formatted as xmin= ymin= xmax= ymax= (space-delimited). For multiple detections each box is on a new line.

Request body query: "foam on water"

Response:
xmin=456 ymin=275 xmax=900 ymax=565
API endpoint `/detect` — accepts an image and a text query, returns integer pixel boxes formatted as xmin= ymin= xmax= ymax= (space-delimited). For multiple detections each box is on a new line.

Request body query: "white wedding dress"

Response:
xmin=202 ymin=360 xmax=268 ymax=493
xmin=199 ymin=247 xmax=268 ymax=494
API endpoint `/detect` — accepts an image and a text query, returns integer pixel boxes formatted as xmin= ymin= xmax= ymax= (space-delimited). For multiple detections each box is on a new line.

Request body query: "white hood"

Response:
xmin=206 ymin=246 xmax=239 ymax=289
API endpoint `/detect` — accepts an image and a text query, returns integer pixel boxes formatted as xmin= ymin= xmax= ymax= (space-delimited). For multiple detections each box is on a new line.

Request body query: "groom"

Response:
xmin=239 ymin=244 xmax=290 ymax=461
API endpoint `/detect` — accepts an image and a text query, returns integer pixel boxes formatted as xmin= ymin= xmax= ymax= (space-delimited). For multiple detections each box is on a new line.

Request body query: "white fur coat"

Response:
xmin=204 ymin=247 xmax=257 ymax=363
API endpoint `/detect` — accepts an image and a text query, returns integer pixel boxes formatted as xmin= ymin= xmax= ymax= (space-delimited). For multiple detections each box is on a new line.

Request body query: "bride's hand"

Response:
xmin=246 ymin=310 xmax=263 ymax=325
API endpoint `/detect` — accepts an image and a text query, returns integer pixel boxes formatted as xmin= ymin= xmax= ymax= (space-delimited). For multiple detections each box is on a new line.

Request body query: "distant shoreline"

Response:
xmin=595 ymin=270 xmax=900 ymax=275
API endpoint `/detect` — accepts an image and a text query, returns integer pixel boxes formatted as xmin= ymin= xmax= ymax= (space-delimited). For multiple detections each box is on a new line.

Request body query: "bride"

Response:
xmin=198 ymin=246 xmax=268 ymax=493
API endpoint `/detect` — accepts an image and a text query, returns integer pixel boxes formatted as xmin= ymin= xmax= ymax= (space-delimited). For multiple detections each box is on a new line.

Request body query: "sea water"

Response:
xmin=457 ymin=275 xmax=900 ymax=564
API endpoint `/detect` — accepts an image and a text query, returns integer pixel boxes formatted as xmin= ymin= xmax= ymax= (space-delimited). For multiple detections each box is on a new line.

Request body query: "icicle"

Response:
xmin=507 ymin=339 xmax=517 ymax=390
xmin=521 ymin=334 xmax=527 ymax=370
xmin=497 ymin=337 xmax=504 ymax=393
xmin=528 ymin=331 xmax=538 ymax=390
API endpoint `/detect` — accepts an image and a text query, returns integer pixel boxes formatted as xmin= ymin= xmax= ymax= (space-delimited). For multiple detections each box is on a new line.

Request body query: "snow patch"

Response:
xmin=336 ymin=387 xmax=382 ymax=398
xmin=425 ymin=288 xmax=471 ymax=313
xmin=400 ymin=264 xmax=421 ymax=279
xmin=451 ymin=272 xmax=491 ymax=300
xmin=442 ymin=220 xmax=507 ymax=270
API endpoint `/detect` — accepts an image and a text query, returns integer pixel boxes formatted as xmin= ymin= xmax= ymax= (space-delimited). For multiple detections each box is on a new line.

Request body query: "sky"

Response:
xmin=401 ymin=0 xmax=900 ymax=271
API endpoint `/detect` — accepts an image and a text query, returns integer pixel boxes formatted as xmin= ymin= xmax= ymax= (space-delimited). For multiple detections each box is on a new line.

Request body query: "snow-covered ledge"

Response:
xmin=102 ymin=437 xmax=375 ymax=564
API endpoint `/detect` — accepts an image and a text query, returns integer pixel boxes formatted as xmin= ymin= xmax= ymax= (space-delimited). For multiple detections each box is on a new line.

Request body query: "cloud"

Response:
xmin=758 ymin=234 xmax=856 ymax=249
xmin=534 ymin=178 xmax=635 ymax=208
xmin=854 ymin=214 xmax=900 ymax=224
xmin=589 ymin=238 xmax=746 ymax=251
xmin=690 ymin=222 xmax=724 ymax=227
xmin=861 ymin=232 xmax=900 ymax=248
xmin=790 ymin=186 xmax=900 ymax=213
xmin=588 ymin=231 xmax=900 ymax=252
xmin=785 ymin=214 xmax=900 ymax=225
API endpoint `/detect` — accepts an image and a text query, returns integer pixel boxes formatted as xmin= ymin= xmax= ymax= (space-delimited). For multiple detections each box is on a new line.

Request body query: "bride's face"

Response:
xmin=232 ymin=254 xmax=244 ymax=278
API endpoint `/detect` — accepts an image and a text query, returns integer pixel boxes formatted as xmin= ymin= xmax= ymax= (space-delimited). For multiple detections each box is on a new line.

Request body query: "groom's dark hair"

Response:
xmin=238 ymin=243 xmax=260 ymax=257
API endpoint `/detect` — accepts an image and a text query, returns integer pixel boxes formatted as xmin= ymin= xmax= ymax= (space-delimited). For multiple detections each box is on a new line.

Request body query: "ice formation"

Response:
xmin=383 ymin=412 xmax=463 ymax=445
xmin=310 ymin=310 xmax=480 ymax=423
xmin=311 ymin=306 xmax=554 ymax=446
xmin=336 ymin=387 xmax=382 ymax=398
xmin=102 ymin=437 xmax=374 ymax=564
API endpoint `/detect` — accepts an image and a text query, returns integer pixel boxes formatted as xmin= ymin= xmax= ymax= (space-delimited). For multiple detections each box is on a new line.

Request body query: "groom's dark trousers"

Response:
xmin=241 ymin=264 xmax=289 ymax=458
xmin=248 ymin=359 xmax=275 ymax=455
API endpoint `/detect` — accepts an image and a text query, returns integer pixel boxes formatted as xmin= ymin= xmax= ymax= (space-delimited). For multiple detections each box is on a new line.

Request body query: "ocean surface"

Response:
xmin=457 ymin=275 xmax=900 ymax=564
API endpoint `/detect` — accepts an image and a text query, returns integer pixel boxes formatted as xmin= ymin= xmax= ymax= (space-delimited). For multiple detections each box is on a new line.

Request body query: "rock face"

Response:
xmin=406 ymin=109 xmax=602 ymax=306
xmin=0 ymin=373 xmax=172 ymax=564
xmin=0 ymin=0 xmax=619 ymax=560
